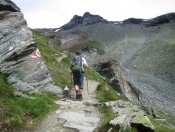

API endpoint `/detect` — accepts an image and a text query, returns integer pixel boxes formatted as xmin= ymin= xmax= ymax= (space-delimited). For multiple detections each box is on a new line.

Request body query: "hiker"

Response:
xmin=70 ymin=50 xmax=88 ymax=100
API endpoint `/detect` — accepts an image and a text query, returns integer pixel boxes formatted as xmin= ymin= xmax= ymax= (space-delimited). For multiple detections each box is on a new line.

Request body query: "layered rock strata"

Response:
xmin=0 ymin=0 xmax=62 ymax=95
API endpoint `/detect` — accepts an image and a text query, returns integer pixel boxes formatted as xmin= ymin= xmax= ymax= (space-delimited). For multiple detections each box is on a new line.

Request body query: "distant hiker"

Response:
xmin=70 ymin=50 xmax=88 ymax=100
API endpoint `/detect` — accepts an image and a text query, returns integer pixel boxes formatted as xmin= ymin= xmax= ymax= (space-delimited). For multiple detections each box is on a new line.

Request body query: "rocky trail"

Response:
xmin=24 ymin=80 xmax=101 ymax=132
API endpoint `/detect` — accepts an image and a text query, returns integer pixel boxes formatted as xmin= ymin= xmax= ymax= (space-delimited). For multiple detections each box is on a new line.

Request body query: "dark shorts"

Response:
xmin=72 ymin=71 xmax=84 ymax=89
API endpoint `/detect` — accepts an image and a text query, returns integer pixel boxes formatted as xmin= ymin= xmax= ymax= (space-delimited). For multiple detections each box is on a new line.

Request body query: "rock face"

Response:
xmin=0 ymin=0 xmax=62 ymax=95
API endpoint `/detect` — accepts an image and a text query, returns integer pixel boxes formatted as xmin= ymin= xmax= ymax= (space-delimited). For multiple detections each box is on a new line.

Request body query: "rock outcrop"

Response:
xmin=0 ymin=0 xmax=62 ymax=95
xmin=93 ymin=61 xmax=156 ymax=117
xmin=105 ymin=100 xmax=154 ymax=132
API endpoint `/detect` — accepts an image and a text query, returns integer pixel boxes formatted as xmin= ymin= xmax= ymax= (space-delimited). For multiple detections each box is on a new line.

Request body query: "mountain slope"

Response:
xmin=36 ymin=12 xmax=175 ymax=116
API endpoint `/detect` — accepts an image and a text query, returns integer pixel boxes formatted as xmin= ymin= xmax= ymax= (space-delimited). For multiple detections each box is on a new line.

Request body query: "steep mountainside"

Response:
xmin=0 ymin=0 xmax=62 ymax=95
xmin=37 ymin=12 xmax=175 ymax=115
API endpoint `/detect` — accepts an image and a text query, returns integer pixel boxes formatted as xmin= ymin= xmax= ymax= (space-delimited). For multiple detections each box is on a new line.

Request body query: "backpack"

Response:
xmin=70 ymin=55 xmax=84 ymax=72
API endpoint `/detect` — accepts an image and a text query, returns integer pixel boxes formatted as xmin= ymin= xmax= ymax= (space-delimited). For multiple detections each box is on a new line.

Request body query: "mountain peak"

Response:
xmin=60 ymin=12 xmax=108 ymax=30
xmin=83 ymin=12 xmax=92 ymax=18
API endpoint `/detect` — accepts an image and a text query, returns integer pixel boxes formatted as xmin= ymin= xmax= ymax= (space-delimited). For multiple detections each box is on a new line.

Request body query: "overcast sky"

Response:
xmin=12 ymin=0 xmax=175 ymax=28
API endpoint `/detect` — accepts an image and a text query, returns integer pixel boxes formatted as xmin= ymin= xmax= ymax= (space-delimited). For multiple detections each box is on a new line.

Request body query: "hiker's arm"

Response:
xmin=82 ymin=58 xmax=88 ymax=68
xmin=84 ymin=63 xmax=88 ymax=68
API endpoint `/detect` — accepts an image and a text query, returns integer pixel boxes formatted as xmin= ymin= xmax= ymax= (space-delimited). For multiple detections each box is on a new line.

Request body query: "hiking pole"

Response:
xmin=85 ymin=68 xmax=89 ymax=95
xmin=70 ymin=72 xmax=73 ymax=99
xmin=70 ymin=72 xmax=73 ymax=88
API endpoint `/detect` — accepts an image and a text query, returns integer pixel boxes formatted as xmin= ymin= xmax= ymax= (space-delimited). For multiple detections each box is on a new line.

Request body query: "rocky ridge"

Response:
xmin=0 ymin=0 xmax=62 ymax=95
xmin=60 ymin=12 xmax=109 ymax=30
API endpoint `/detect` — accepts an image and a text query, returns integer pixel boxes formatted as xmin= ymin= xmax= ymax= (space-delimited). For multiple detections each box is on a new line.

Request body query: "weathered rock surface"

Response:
xmin=0 ymin=0 xmax=62 ymax=95
xmin=105 ymin=100 xmax=154 ymax=132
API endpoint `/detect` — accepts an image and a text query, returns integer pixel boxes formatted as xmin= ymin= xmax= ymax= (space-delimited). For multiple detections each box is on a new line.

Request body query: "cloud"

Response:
xmin=12 ymin=0 xmax=175 ymax=28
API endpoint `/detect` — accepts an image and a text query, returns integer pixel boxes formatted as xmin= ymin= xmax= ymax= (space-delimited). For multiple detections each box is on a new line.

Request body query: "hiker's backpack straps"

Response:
xmin=70 ymin=55 xmax=84 ymax=72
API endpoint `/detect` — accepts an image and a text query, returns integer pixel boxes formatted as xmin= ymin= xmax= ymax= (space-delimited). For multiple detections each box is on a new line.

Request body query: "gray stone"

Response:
xmin=59 ymin=111 xmax=100 ymax=132
xmin=108 ymin=100 xmax=155 ymax=131
xmin=0 ymin=1 xmax=62 ymax=95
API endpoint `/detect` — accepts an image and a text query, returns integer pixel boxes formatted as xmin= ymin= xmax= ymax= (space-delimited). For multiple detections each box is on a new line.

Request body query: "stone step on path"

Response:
xmin=23 ymin=80 xmax=101 ymax=132
xmin=55 ymin=99 xmax=101 ymax=132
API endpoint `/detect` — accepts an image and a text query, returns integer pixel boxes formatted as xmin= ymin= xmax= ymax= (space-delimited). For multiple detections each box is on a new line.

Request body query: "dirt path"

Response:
xmin=25 ymin=80 xmax=101 ymax=132
xmin=56 ymin=52 xmax=67 ymax=63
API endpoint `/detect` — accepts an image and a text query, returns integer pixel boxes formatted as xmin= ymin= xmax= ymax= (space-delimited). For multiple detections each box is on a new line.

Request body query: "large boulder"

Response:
xmin=0 ymin=0 xmax=62 ymax=95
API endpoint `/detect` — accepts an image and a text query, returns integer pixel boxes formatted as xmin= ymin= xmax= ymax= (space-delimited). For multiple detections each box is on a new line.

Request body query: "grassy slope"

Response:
xmin=32 ymin=30 xmax=103 ymax=87
xmin=0 ymin=30 xmax=70 ymax=130
xmin=0 ymin=30 xmax=106 ymax=130
xmin=32 ymin=30 xmax=72 ymax=88
xmin=96 ymin=82 xmax=125 ymax=132
xmin=0 ymin=73 xmax=59 ymax=131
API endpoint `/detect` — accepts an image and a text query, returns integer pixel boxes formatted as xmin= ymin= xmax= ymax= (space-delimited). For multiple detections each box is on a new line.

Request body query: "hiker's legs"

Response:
xmin=74 ymin=85 xmax=79 ymax=91
xmin=78 ymin=73 xmax=84 ymax=100
xmin=72 ymin=71 xmax=84 ymax=100
xmin=72 ymin=71 xmax=80 ymax=95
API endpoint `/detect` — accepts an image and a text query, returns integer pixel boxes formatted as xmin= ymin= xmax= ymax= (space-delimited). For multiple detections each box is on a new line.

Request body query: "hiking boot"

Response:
xmin=76 ymin=94 xmax=79 ymax=99
xmin=76 ymin=92 xmax=81 ymax=99
xmin=79 ymin=94 xmax=83 ymax=101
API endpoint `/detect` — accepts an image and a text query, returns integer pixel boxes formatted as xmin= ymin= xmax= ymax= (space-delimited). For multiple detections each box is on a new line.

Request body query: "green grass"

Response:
xmin=96 ymin=82 xmax=127 ymax=102
xmin=97 ymin=105 xmax=116 ymax=132
xmin=32 ymin=30 xmax=71 ymax=88
xmin=96 ymin=81 xmax=128 ymax=131
xmin=147 ymin=109 xmax=175 ymax=132
xmin=86 ymin=67 xmax=104 ymax=82
xmin=0 ymin=73 xmax=59 ymax=131
xmin=68 ymin=40 xmax=105 ymax=53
